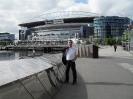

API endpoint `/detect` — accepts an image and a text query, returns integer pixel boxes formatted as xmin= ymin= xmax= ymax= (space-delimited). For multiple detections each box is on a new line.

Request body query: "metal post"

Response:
xmin=128 ymin=29 xmax=130 ymax=51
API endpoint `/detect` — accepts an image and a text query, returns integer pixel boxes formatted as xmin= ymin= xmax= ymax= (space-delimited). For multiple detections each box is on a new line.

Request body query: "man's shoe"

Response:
xmin=64 ymin=80 xmax=69 ymax=84
xmin=72 ymin=81 xmax=77 ymax=85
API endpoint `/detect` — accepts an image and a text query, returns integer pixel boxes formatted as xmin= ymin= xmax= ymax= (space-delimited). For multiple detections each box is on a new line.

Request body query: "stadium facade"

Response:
xmin=19 ymin=17 xmax=94 ymax=42
xmin=18 ymin=11 xmax=130 ymax=43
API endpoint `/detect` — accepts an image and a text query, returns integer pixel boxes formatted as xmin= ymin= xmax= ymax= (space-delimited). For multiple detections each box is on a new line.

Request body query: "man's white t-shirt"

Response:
xmin=66 ymin=47 xmax=77 ymax=61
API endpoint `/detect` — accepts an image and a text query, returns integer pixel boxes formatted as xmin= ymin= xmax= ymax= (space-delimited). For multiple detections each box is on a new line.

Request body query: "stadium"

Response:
xmin=18 ymin=11 xmax=98 ymax=43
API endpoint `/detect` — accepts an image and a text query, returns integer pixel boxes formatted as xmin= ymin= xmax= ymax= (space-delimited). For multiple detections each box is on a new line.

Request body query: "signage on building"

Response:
xmin=45 ymin=19 xmax=64 ymax=25
xmin=45 ymin=20 xmax=53 ymax=25
xmin=53 ymin=19 xmax=64 ymax=24
xmin=19 ymin=30 xmax=25 ymax=40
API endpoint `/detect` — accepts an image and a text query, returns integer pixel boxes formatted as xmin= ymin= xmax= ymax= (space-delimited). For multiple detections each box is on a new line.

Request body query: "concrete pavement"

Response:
xmin=54 ymin=46 xmax=133 ymax=99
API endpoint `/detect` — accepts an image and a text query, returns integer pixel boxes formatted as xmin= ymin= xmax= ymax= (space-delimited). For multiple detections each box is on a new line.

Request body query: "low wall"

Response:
xmin=0 ymin=55 xmax=66 ymax=99
xmin=76 ymin=44 xmax=93 ymax=58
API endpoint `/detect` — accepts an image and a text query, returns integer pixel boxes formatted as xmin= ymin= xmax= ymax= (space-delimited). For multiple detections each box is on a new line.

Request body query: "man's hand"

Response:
xmin=72 ymin=54 xmax=78 ymax=61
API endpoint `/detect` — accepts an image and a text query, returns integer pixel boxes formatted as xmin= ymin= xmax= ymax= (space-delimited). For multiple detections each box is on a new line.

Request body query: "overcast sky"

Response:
xmin=0 ymin=0 xmax=133 ymax=38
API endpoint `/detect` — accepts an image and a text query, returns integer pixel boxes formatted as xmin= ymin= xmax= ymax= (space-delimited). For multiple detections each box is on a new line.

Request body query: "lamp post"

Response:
xmin=128 ymin=25 xmax=132 ymax=51
xmin=128 ymin=17 xmax=132 ymax=51
xmin=127 ymin=28 xmax=130 ymax=51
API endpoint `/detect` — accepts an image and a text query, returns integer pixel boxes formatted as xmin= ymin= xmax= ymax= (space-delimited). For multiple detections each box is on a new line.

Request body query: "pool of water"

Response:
xmin=0 ymin=50 xmax=61 ymax=61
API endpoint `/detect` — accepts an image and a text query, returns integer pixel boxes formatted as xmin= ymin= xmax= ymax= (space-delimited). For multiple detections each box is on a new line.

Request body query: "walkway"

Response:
xmin=54 ymin=46 xmax=133 ymax=99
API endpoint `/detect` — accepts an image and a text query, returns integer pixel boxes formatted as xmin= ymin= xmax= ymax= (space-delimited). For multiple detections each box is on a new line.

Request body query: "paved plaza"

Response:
xmin=54 ymin=46 xmax=133 ymax=99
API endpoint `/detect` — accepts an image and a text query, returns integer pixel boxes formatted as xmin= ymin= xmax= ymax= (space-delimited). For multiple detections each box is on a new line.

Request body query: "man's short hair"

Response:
xmin=68 ymin=40 xmax=73 ymax=43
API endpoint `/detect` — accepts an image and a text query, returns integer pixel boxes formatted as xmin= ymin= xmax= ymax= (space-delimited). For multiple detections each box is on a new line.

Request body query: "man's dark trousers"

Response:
xmin=65 ymin=60 xmax=77 ymax=83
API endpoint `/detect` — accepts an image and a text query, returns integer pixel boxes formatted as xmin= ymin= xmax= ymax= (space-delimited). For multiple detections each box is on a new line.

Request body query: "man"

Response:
xmin=114 ymin=44 xmax=117 ymax=52
xmin=65 ymin=40 xmax=77 ymax=85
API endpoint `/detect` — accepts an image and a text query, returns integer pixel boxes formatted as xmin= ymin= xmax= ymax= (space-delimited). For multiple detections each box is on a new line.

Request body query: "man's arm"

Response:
xmin=72 ymin=49 xmax=78 ymax=61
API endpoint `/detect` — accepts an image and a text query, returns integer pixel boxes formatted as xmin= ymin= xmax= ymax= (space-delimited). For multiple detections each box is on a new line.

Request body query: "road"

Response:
xmin=54 ymin=46 xmax=133 ymax=99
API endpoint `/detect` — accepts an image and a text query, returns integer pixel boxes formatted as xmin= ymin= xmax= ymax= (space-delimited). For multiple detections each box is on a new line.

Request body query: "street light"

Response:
xmin=127 ymin=17 xmax=132 ymax=51
xmin=127 ymin=16 xmax=133 ymax=51
xmin=128 ymin=25 xmax=132 ymax=51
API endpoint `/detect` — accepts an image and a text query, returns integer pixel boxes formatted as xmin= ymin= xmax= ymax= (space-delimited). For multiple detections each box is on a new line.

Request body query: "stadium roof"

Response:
xmin=19 ymin=17 xmax=95 ymax=28
xmin=19 ymin=11 xmax=99 ymax=28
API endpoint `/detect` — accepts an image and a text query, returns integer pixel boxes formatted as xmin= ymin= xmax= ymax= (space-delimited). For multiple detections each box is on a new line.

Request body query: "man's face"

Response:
xmin=68 ymin=41 xmax=73 ymax=47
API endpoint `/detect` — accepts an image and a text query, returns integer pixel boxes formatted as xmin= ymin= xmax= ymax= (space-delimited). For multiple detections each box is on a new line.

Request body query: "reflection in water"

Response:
xmin=0 ymin=51 xmax=45 ymax=61
xmin=0 ymin=51 xmax=15 ymax=61
xmin=0 ymin=51 xmax=62 ymax=61
xmin=18 ymin=50 xmax=44 ymax=58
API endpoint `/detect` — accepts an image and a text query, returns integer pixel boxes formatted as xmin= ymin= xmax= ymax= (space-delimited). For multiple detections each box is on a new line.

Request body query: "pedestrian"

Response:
xmin=32 ymin=49 xmax=35 ymax=57
xmin=114 ymin=44 xmax=117 ymax=52
xmin=64 ymin=40 xmax=78 ymax=85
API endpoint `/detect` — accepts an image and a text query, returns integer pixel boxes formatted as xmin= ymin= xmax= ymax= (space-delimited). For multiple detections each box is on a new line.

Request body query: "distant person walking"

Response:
xmin=114 ymin=44 xmax=117 ymax=52
xmin=32 ymin=49 xmax=35 ymax=57
xmin=64 ymin=40 xmax=78 ymax=85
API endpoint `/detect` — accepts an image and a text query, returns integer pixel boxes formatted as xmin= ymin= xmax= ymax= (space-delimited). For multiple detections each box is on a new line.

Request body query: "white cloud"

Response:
xmin=0 ymin=0 xmax=57 ymax=36
xmin=64 ymin=0 xmax=133 ymax=17
xmin=56 ymin=0 xmax=75 ymax=8
xmin=88 ymin=0 xmax=133 ymax=17
xmin=0 ymin=0 xmax=133 ymax=39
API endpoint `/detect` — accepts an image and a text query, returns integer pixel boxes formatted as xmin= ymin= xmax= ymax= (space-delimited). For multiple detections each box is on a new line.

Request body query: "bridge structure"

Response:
xmin=5 ymin=40 xmax=68 ymax=51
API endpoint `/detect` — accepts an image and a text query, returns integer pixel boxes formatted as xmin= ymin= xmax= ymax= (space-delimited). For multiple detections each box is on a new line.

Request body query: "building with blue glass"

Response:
xmin=0 ymin=33 xmax=15 ymax=42
xmin=94 ymin=16 xmax=130 ymax=42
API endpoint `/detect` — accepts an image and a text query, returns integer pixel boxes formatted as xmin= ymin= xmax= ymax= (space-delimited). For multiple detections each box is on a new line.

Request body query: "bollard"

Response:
xmin=93 ymin=45 xmax=99 ymax=58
